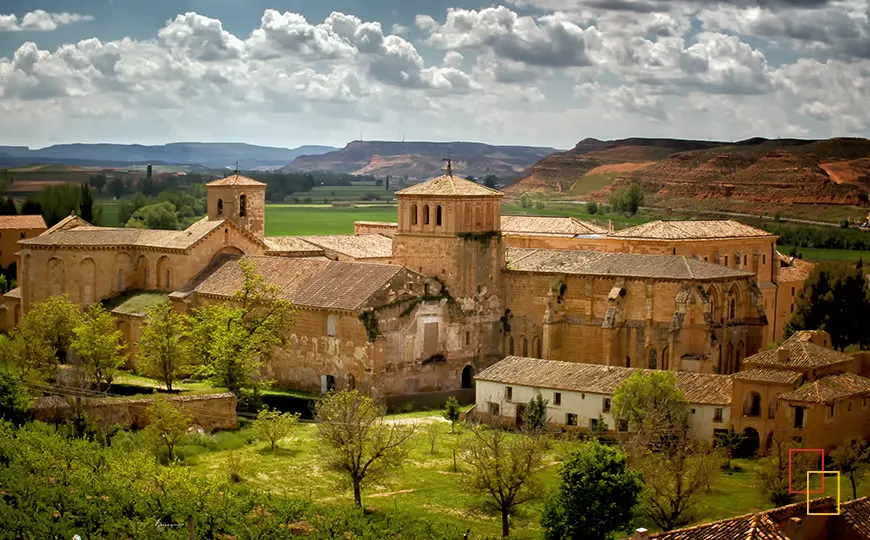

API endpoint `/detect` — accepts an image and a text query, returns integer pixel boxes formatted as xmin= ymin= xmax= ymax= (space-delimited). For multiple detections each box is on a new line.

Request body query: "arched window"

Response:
xmin=424 ymin=205 xmax=430 ymax=225
xmin=436 ymin=205 xmax=442 ymax=226
xmin=522 ymin=338 xmax=528 ymax=357
xmin=508 ymin=335 xmax=514 ymax=355
xmin=536 ymin=338 xmax=543 ymax=358
xmin=239 ymin=194 xmax=247 ymax=217
xmin=165 ymin=269 xmax=171 ymax=288
xmin=648 ymin=349 xmax=657 ymax=370
xmin=411 ymin=204 xmax=418 ymax=225
xmin=729 ymin=297 xmax=737 ymax=320
xmin=327 ymin=314 xmax=337 ymax=337
xmin=662 ymin=346 xmax=670 ymax=371
xmin=117 ymin=269 xmax=124 ymax=292
xmin=217 ymin=198 xmax=224 ymax=216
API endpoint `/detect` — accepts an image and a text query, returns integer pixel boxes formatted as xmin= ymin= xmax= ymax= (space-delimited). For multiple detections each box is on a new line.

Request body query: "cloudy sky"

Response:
xmin=0 ymin=0 xmax=868 ymax=150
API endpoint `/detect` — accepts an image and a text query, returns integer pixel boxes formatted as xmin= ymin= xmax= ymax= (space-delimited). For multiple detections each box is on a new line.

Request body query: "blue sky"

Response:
xmin=1 ymin=0 xmax=868 ymax=149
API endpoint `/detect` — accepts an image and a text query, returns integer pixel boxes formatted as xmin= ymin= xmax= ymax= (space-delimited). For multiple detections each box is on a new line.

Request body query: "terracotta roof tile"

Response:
xmin=206 ymin=174 xmax=266 ymax=187
xmin=476 ymin=356 xmax=733 ymax=405
xmin=264 ymin=236 xmax=323 ymax=255
xmin=395 ymin=175 xmax=502 ymax=197
xmin=505 ymin=248 xmax=753 ymax=280
xmin=778 ymin=254 xmax=814 ymax=283
xmin=841 ymin=497 xmax=870 ymax=537
xmin=501 ymin=216 xmax=607 ymax=236
xmin=4 ymin=287 xmax=21 ymax=299
xmin=732 ymin=369 xmax=804 ymax=385
xmin=189 ymin=255 xmax=406 ymax=311
xmin=609 ymin=220 xmax=774 ymax=240
xmin=298 ymin=234 xmax=393 ymax=259
xmin=42 ymin=214 xmax=89 ymax=234
xmin=779 ymin=372 xmax=870 ymax=403
xmin=743 ymin=340 xmax=853 ymax=370
xmin=0 ymin=215 xmax=46 ymax=229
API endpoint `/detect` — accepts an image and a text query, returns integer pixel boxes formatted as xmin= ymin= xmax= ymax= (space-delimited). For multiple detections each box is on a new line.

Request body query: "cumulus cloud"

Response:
xmin=0 ymin=10 xmax=93 ymax=32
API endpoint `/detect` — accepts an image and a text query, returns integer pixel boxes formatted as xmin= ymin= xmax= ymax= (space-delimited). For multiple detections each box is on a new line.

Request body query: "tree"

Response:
xmin=610 ymin=183 xmax=644 ymax=216
xmin=522 ymin=393 xmax=549 ymax=432
xmin=0 ymin=196 xmax=17 ymax=215
xmin=34 ymin=183 xmax=81 ymax=227
xmin=612 ymin=371 xmax=690 ymax=442
xmin=108 ymin=176 xmax=126 ymax=199
xmin=0 ymin=325 xmax=56 ymax=386
xmin=71 ymin=304 xmax=127 ymax=388
xmin=542 ymin=439 xmax=642 ymax=540
xmin=585 ymin=201 xmax=598 ymax=215
xmin=425 ymin=423 xmax=440 ymax=453
xmin=785 ymin=261 xmax=870 ymax=349
xmin=462 ymin=426 xmax=548 ymax=538
xmin=119 ymin=192 xmax=150 ymax=224
xmin=144 ymin=398 xmax=191 ymax=461
xmin=0 ymin=370 xmax=32 ymax=425
xmin=88 ymin=174 xmax=107 ymax=195
xmin=442 ymin=396 xmax=461 ymax=433
xmin=79 ymin=183 xmax=98 ymax=224
xmin=19 ymin=295 xmax=82 ymax=364
xmin=136 ymin=302 xmax=192 ymax=391
xmin=832 ymin=440 xmax=870 ymax=500
xmin=126 ymin=201 xmax=181 ymax=230
xmin=714 ymin=427 xmax=744 ymax=470
xmin=251 ymin=408 xmax=300 ymax=451
xmin=483 ymin=175 xmax=498 ymax=189
xmin=20 ymin=197 xmax=41 ymax=216
xmin=315 ymin=390 xmax=416 ymax=507
xmin=189 ymin=259 xmax=294 ymax=399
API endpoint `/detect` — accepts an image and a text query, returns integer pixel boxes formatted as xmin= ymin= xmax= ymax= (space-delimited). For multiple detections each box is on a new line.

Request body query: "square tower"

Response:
xmin=206 ymin=174 xmax=267 ymax=239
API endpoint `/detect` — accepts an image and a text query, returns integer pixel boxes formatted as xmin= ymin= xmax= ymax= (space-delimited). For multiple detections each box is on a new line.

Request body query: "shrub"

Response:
xmin=585 ymin=201 xmax=598 ymax=214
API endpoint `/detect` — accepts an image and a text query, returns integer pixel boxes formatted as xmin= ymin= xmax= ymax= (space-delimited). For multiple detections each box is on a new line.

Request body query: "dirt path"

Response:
xmin=384 ymin=415 xmax=447 ymax=425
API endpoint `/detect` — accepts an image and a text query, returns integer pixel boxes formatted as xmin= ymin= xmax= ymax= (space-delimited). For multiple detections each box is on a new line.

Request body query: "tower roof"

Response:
xmin=206 ymin=174 xmax=266 ymax=187
xmin=395 ymin=174 xmax=502 ymax=197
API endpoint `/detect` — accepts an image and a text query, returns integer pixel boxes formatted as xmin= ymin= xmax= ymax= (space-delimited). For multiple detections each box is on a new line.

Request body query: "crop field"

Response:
xmin=265 ymin=204 xmax=398 ymax=236
xmin=777 ymin=245 xmax=869 ymax=262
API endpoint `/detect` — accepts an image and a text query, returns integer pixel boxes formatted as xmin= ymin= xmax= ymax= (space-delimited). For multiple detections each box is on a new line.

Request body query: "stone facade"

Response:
xmin=0 ymin=215 xmax=45 ymax=270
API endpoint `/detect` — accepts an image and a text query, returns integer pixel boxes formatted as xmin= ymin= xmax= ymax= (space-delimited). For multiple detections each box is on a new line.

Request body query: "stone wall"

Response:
xmin=31 ymin=392 xmax=238 ymax=431
xmin=0 ymin=224 xmax=44 ymax=268
xmin=354 ymin=222 xmax=398 ymax=237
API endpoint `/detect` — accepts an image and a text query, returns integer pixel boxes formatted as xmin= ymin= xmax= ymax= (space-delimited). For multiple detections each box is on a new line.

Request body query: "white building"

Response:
xmin=474 ymin=356 xmax=732 ymax=441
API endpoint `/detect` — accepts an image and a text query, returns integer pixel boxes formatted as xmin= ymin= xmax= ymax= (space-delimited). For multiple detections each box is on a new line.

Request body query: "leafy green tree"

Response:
xmin=143 ymin=397 xmax=191 ymax=461
xmin=118 ymin=192 xmax=150 ymax=224
xmin=714 ymin=427 xmax=744 ymax=470
xmin=108 ymin=175 xmax=126 ymax=198
xmin=21 ymin=295 xmax=82 ymax=364
xmin=483 ymin=175 xmax=498 ymax=189
xmin=0 ymin=196 xmax=17 ymax=215
xmin=35 ymin=183 xmax=81 ymax=226
xmin=462 ymin=426 xmax=548 ymax=538
xmin=315 ymin=390 xmax=416 ymax=507
xmin=0 ymin=370 xmax=32 ymax=425
xmin=126 ymin=201 xmax=180 ymax=229
xmin=442 ymin=396 xmax=462 ymax=433
xmin=189 ymin=260 xmax=294 ymax=398
xmin=88 ymin=174 xmax=107 ymax=195
xmin=251 ymin=408 xmax=300 ymax=450
xmin=585 ymin=201 xmax=598 ymax=215
xmin=612 ymin=371 xmax=689 ymax=442
xmin=0 ymin=325 xmax=56 ymax=385
xmin=79 ymin=183 xmax=99 ymax=224
xmin=0 ymin=274 xmax=10 ymax=294
xmin=610 ymin=183 xmax=645 ymax=216
xmin=756 ymin=432 xmax=806 ymax=506
xmin=542 ymin=439 xmax=642 ymax=540
xmin=832 ymin=439 xmax=870 ymax=500
xmin=522 ymin=393 xmax=549 ymax=432
xmin=136 ymin=301 xmax=192 ymax=391
xmin=72 ymin=304 xmax=127 ymax=388
xmin=20 ymin=197 xmax=41 ymax=216
xmin=785 ymin=261 xmax=870 ymax=349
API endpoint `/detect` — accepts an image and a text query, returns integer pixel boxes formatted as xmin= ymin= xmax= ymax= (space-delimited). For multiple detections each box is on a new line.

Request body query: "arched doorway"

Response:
xmin=737 ymin=427 xmax=760 ymax=458
xmin=461 ymin=365 xmax=474 ymax=389
xmin=648 ymin=348 xmax=657 ymax=370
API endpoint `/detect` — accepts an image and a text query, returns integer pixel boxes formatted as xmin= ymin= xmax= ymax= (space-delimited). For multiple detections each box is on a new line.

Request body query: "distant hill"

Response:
xmin=0 ymin=143 xmax=337 ymax=169
xmin=511 ymin=137 xmax=870 ymax=206
xmin=282 ymin=141 xmax=559 ymax=181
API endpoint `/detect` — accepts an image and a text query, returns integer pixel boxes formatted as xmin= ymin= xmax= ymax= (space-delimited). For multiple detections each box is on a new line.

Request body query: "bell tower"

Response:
xmin=391 ymin=168 xmax=503 ymax=300
xmin=206 ymin=172 xmax=266 ymax=239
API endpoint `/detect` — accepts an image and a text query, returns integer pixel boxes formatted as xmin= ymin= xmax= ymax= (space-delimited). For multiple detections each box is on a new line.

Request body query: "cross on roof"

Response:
xmin=443 ymin=150 xmax=453 ymax=177
xmin=234 ymin=161 xmax=240 ymax=175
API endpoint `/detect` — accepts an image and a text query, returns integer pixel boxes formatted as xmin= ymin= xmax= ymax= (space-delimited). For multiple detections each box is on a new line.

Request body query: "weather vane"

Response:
xmin=234 ymin=161 xmax=240 ymax=175
xmin=443 ymin=150 xmax=453 ymax=176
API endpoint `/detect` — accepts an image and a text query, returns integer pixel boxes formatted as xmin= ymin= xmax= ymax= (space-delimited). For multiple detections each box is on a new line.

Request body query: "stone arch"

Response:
xmin=210 ymin=246 xmax=244 ymax=262
xmin=648 ymin=348 xmax=657 ymax=369
xmin=157 ymin=256 xmax=172 ymax=290
xmin=217 ymin=198 xmax=224 ymax=216
xmin=461 ymin=365 xmax=474 ymax=389
xmin=745 ymin=390 xmax=762 ymax=417
xmin=736 ymin=341 xmax=745 ymax=372
xmin=729 ymin=284 xmax=740 ymax=320
xmin=411 ymin=204 xmax=418 ymax=225
xmin=47 ymin=257 xmax=64 ymax=297
xmin=737 ymin=427 xmax=760 ymax=458
xmin=114 ymin=252 xmax=134 ymax=293
xmin=80 ymin=258 xmax=96 ymax=304
xmin=533 ymin=337 xmax=543 ymax=359
xmin=661 ymin=346 xmax=670 ymax=371
xmin=707 ymin=284 xmax=723 ymax=323
xmin=136 ymin=255 xmax=150 ymax=289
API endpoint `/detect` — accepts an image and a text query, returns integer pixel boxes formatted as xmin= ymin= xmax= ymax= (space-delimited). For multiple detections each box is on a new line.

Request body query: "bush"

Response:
xmin=0 ymin=371 xmax=32 ymax=426
xmin=585 ymin=201 xmax=598 ymax=214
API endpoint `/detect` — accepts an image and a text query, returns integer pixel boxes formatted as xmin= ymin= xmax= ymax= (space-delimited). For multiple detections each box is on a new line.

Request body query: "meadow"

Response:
xmin=777 ymin=245 xmax=869 ymax=263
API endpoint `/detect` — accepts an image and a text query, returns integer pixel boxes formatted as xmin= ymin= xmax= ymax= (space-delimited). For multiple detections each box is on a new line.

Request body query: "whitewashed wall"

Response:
xmin=475 ymin=380 xmax=730 ymax=442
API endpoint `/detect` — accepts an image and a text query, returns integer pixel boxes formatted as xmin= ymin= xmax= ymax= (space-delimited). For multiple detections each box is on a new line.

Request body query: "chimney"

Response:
xmin=632 ymin=529 xmax=650 ymax=540
xmin=783 ymin=517 xmax=803 ymax=540
xmin=777 ymin=347 xmax=790 ymax=363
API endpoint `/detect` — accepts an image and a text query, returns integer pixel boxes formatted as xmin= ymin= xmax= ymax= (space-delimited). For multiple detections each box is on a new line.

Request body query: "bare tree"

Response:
xmin=315 ymin=390 xmax=416 ymax=507
xmin=461 ymin=426 xmax=548 ymax=538
xmin=833 ymin=440 xmax=870 ymax=500
xmin=425 ymin=423 xmax=440 ymax=454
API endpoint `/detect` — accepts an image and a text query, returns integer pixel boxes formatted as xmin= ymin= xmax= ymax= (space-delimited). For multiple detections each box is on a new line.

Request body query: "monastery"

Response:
xmin=2 ymin=171 xmax=813 ymax=401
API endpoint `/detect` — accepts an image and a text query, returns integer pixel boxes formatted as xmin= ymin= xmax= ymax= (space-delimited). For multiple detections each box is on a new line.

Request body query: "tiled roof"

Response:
xmin=476 ymin=356 xmax=733 ymax=405
xmin=206 ymin=174 xmax=266 ymax=187
xmin=298 ymin=234 xmax=393 ymax=259
xmin=0 ymin=215 xmax=46 ymax=229
xmin=20 ymin=218 xmax=234 ymax=251
xmin=842 ymin=497 xmax=870 ymax=537
xmin=42 ymin=214 xmax=89 ymax=234
xmin=505 ymin=248 xmax=753 ymax=280
xmin=732 ymin=369 xmax=804 ymax=385
xmin=609 ymin=220 xmax=774 ymax=240
xmin=4 ymin=287 xmax=21 ymax=299
xmin=635 ymin=497 xmax=841 ymax=540
xmin=742 ymin=340 xmax=853 ymax=370
xmin=264 ymin=236 xmax=323 ymax=255
xmin=778 ymin=372 xmax=870 ymax=403
xmin=395 ymin=175 xmax=502 ymax=197
xmin=501 ymin=216 xmax=607 ymax=236
xmin=189 ymin=255 xmax=406 ymax=311
xmin=777 ymin=255 xmax=814 ymax=283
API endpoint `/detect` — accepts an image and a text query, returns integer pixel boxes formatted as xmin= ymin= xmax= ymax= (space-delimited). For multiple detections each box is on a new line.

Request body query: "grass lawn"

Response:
xmin=103 ymin=290 xmax=169 ymax=315
xmin=96 ymin=200 xmax=120 ymax=226
xmin=777 ymin=245 xmax=870 ymax=262
xmin=265 ymin=204 xmax=398 ymax=235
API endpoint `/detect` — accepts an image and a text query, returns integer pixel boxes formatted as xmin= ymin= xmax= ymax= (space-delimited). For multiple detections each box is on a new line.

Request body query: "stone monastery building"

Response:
xmin=2 ymin=172 xmax=812 ymax=400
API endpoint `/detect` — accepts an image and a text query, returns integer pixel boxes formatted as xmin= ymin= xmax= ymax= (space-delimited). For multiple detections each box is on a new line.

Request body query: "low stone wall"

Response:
xmin=383 ymin=388 xmax=474 ymax=413
xmin=32 ymin=392 xmax=238 ymax=431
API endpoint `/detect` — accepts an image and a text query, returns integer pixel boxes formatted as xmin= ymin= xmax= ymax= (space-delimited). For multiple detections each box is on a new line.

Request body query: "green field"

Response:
xmin=264 ymin=204 xmax=398 ymax=235
xmin=569 ymin=172 xmax=621 ymax=196
xmin=777 ymin=245 xmax=869 ymax=262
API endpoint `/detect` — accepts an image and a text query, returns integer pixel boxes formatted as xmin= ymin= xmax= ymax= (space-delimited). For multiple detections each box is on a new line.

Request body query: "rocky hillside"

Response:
xmin=283 ymin=141 xmax=558 ymax=181
xmin=512 ymin=137 xmax=870 ymax=205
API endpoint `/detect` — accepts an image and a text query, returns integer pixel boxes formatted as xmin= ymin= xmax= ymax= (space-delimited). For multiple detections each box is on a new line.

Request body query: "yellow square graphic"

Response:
xmin=806 ymin=471 xmax=840 ymax=515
